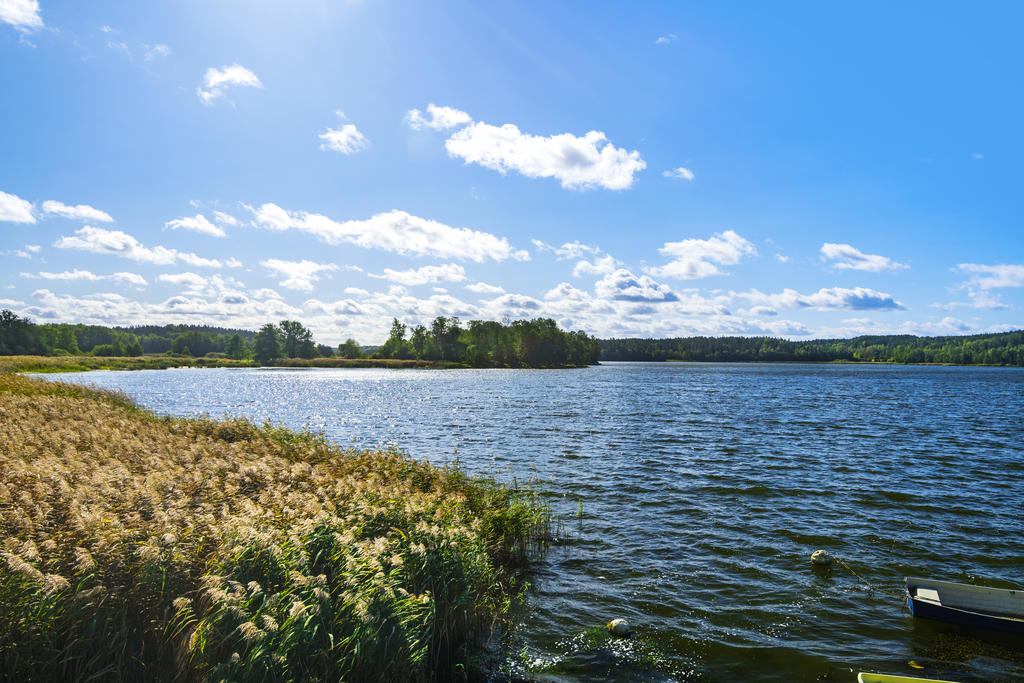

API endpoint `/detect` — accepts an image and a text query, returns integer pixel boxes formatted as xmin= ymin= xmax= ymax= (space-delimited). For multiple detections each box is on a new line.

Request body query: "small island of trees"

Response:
xmin=0 ymin=310 xmax=600 ymax=369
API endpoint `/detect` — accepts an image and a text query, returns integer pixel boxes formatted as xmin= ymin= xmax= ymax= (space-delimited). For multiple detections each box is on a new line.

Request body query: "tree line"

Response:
xmin=0 ymin=310 xmax=601 ymax=368
xmin=599 ymin=331 xmax=1024 ymax=366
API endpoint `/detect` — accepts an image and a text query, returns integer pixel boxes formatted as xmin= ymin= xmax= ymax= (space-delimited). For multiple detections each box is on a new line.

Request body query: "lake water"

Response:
xmin=35 ymin=362 xmax=1024 ymax=681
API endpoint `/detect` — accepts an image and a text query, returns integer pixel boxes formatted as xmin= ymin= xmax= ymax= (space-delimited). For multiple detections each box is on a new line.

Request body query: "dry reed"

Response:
xmin=0 ymin=372 xmax=550 ymax=681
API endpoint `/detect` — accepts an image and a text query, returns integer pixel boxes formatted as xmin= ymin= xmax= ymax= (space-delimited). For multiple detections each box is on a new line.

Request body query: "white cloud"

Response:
xmin=648 ymin=230 xmax=757 ymax=279
xmin=663 ymin=167 xmax=694 ymax=180
xmin=248 ymin=203 xmax=527 ymax=263
xmin=655 ymin=33 xmax=677 ymax=45
xmin=0 ymin=0 xmax=42 ymax=30
xmin=955 ymin=263 xmax=1024 ymax=290
xmin=532 ymin=239 xmax=601 ymax=260
xmin=445 ymin=120 xmax=646 ymax=190
xmin=573 ymin=254 xmax=619 ymax=277
xmin=54 ymin=226 xmax=226 ymax=267
xmin=595 ymin=269 xmax=678 ymax=303
xmin=197 ymin=63 xmax=262 ymax=105
xmin=41 ymin=200 xmax=114 ymax=223
xmin=143 ymin=43 xmax=171 ymax=61
xmin=178 ymin=252 xmax=224 ymax=268
xmin=743 ymin=286 xmax=906 ymax=311
xmin=369 ymin=263 xmax=466 ymax=287
xmin=165 ymin=213 xmax=225 ymax=237
xmin=466 ymin=281 xmax=505 ymax=295
xmin=261 ymin=258 xmax=338 ymax=291
xmin=13 ymin=244 xmax=39 ymax=258
xmin=319 ymin=111 xmax=369 ymax=154
xmin=405 ymin=104 xmax=472 ymax=131
xmin=0 ymin=190 xmax=35 ymax=223
xmin=22 ymin=269 xmax=146 ymax=286
xmin=820 ymin=243 xmax=908 ymax=272
xmin=775 ymin=254 xmax=790 ymax=263
xmin=213 ymin=210 xmax=239 ymax=226
xmin=158 ymin=272 xmax=207 ymax=290
xmin=941 ymin=263 xmax=1024 ymax=309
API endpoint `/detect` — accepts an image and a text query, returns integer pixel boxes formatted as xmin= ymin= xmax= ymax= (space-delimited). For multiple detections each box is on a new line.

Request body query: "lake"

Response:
xmin=34 ymin=362 xmax=1024 ymax=681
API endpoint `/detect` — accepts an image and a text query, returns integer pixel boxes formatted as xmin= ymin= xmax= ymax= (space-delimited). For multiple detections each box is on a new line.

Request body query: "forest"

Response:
xmin=0 ymin=310 xmax=601 ymax=368
xmin=599 ymin=331 xmax=1024 ymax=366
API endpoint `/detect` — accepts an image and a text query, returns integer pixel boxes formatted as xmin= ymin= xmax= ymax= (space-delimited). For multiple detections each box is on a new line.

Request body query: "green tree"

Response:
xmin=279 ymin=320 xmax=316 ymax=358
xmin=225 ymin=333 xmax=250 ymax=360
xmin=253 ymin=324 xmax=284 ymax=364
xmin=337 ymin=338 xmax=365 ymax=358
xmin=379 ymin=318 xmax=412 ymax=359
xmin=410 ymin=325 xmax=428 ymax=359
xmin=124 ymin=335 xmax=143 ymax=357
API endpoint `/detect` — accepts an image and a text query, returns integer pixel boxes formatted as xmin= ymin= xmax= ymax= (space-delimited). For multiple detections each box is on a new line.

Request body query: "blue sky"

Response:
xmin=2 ymin=1 xmax=1022 ymax=344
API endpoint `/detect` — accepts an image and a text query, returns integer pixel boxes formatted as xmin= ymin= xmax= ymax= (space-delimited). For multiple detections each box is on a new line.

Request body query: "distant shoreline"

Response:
xmin=0 ymin=355 xmax=593 ymax=374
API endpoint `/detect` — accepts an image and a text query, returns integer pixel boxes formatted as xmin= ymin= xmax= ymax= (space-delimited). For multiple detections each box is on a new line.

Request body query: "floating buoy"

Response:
xmin=606 ymin=618 xmax=631 ymax=637
xmin=810 ymin=549 xmax=832 ymax=566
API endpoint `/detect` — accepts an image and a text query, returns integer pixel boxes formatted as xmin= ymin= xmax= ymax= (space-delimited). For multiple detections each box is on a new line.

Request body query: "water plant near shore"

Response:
xmin=0 ymin=372 xmax=551 ymax=681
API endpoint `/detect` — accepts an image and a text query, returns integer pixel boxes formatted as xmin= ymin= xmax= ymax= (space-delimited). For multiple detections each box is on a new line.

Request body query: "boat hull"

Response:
xmin=905 ymin=577 xmax=1024 ymax=636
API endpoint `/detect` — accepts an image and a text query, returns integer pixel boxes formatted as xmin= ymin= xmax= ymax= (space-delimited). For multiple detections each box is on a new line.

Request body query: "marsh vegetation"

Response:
xmin=0 ymin=372 xmax=551 ymax=681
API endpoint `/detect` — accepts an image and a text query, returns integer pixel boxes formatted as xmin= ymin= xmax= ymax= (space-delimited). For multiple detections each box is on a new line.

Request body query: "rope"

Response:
xmin=834 ymin=555 xmax=905 ymax=602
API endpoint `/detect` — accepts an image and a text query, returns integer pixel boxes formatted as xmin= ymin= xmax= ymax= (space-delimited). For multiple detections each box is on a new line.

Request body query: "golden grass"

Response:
xmin=0 ymin=355 xmax=256 ymax=374
xmin=0 ymin=372 xmax=550 ymax=681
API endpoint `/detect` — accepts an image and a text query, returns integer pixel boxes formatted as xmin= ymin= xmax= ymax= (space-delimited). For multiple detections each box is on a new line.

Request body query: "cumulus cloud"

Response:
xmin=165 ymin=213 xmax=225 ymax=237
xmin=820 ymin=243 xmax=908 ymax=272
xmin=743 ymin=286 xmax=906 ymax=311
xmin=213 ymin=210 xmax=239 ymax=226
xmin=0 ymin=190 xmax=35 ymax=223
xmin=955 ymin=263 xmax=1024 ymax=290
xmin=54 ymin=226 xmax=227 ymax=267
xmin=446 ymin=121 xmax=646 ymax=190
xmin=406 ymin=104 xmax=645 ymax=190
xmin=248 ymin=203 xmax=529 ymax=263
xmin=655 ymin=33 xmax=677 ymax=45
xmin=197 ymin=63 xmax=262 ymax=105
xmin=22 ymin=269 xmax=146 ymax=286
xmin=595 ymin=269 xmax=678 ymax=303
xmin=12 ymin=244 xmax=39 ymax=258
xmin=42 ymin=200 xmax=114 ymax=223
xmin=573 ymin=254 xmax=619 ymax=277
xmin=319 ymin=111 xmax=369 ymax=154
xmin=0 ymin=0 xmax=42 ymax=30
xmin=648 ymin=230 xmax=757 ymax=279
xmin=405 ymin=104 xmax=472 ymax=131
xmin=663 ymin=167 xmax=694 ymax=180
xmin=940 ymin=262 xmax=1024 ymax=309
xmin=369 ymin=263 xmax=466 ymax=287
xmin=531 ymin=239 xmax=600 ymax=260
xmin=466 ymin=281 xmax=505 ymax=295
xmin=261 ymin=258 xmax=338 ymax=291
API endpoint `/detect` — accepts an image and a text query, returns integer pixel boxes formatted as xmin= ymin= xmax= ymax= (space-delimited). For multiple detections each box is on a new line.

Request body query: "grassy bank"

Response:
xmin=0 ymin=355 xmax=257 ymax=373
xmin=0 ymin=355 xmax=464 ymax=374
xmin=0 ymin=373 xmax=551 ymax=681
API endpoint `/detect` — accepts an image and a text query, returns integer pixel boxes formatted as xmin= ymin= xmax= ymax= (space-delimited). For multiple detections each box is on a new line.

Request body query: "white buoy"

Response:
xmin=810 ymin=549 xmax=832 ymax=566
xmin=606 ymin=618 xmax=631 ymax=637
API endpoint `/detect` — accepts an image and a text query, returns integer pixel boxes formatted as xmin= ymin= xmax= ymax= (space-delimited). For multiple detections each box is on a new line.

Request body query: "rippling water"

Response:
xmin=35 ymin=362 xmax=1024 ymax=681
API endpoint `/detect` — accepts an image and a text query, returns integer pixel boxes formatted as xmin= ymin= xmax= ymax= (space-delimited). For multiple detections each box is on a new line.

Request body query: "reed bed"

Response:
xmin=0 ymin=356 xmax=256 ymax=374
xmin=0 ymin=372 xmax=551 ymax=681
xmin=0 ymin=356 xmax=459 ymax=374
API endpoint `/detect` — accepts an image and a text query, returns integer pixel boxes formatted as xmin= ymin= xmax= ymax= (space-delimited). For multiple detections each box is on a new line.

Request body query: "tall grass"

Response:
xmin=0 ymin=372 xmax=551 ymax=681
xmin=0 ymin=355 xmax=460 ymax=374
xmin=0 ymin=355 xmax=256 ymax=374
